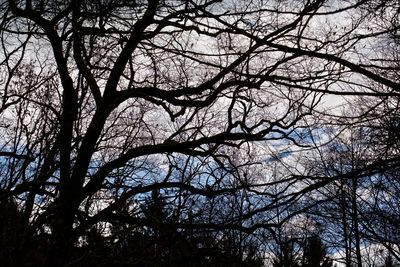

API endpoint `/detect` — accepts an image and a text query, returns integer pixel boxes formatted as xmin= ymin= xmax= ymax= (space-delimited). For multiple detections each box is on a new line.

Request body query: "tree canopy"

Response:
xmin=1 ymin=0 xmax=400 ymax=266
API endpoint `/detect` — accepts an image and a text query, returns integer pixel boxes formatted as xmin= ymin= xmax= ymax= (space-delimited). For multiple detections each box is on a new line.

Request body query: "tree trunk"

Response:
xmin=45 ymin=196 xmax=78 ymax=267
xmin=352 ymin=178 xmax=362 ymax=267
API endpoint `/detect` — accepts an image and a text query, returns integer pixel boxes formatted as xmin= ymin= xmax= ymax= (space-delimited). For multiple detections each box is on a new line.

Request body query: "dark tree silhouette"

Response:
xmin=1 ymin=0 xmax=400 ymax=266
xmin=302 ymin=235 xmax=333 ymax=267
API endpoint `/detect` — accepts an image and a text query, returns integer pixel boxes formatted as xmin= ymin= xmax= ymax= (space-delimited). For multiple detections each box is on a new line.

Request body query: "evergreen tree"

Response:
xmin=302 ymin=235 xmax=333 ymax=267
xmin=384 ymin=255 xmax=394 ymax=267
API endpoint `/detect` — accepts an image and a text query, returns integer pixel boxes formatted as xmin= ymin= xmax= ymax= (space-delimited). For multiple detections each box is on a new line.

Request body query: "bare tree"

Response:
xmin=1 ymin=0 xmax=400 ymax=266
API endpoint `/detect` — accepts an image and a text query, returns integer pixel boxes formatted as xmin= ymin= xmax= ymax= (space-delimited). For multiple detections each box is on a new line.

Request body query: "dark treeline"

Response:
xmin=1 ymin=189 xmax=333 ymax=267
